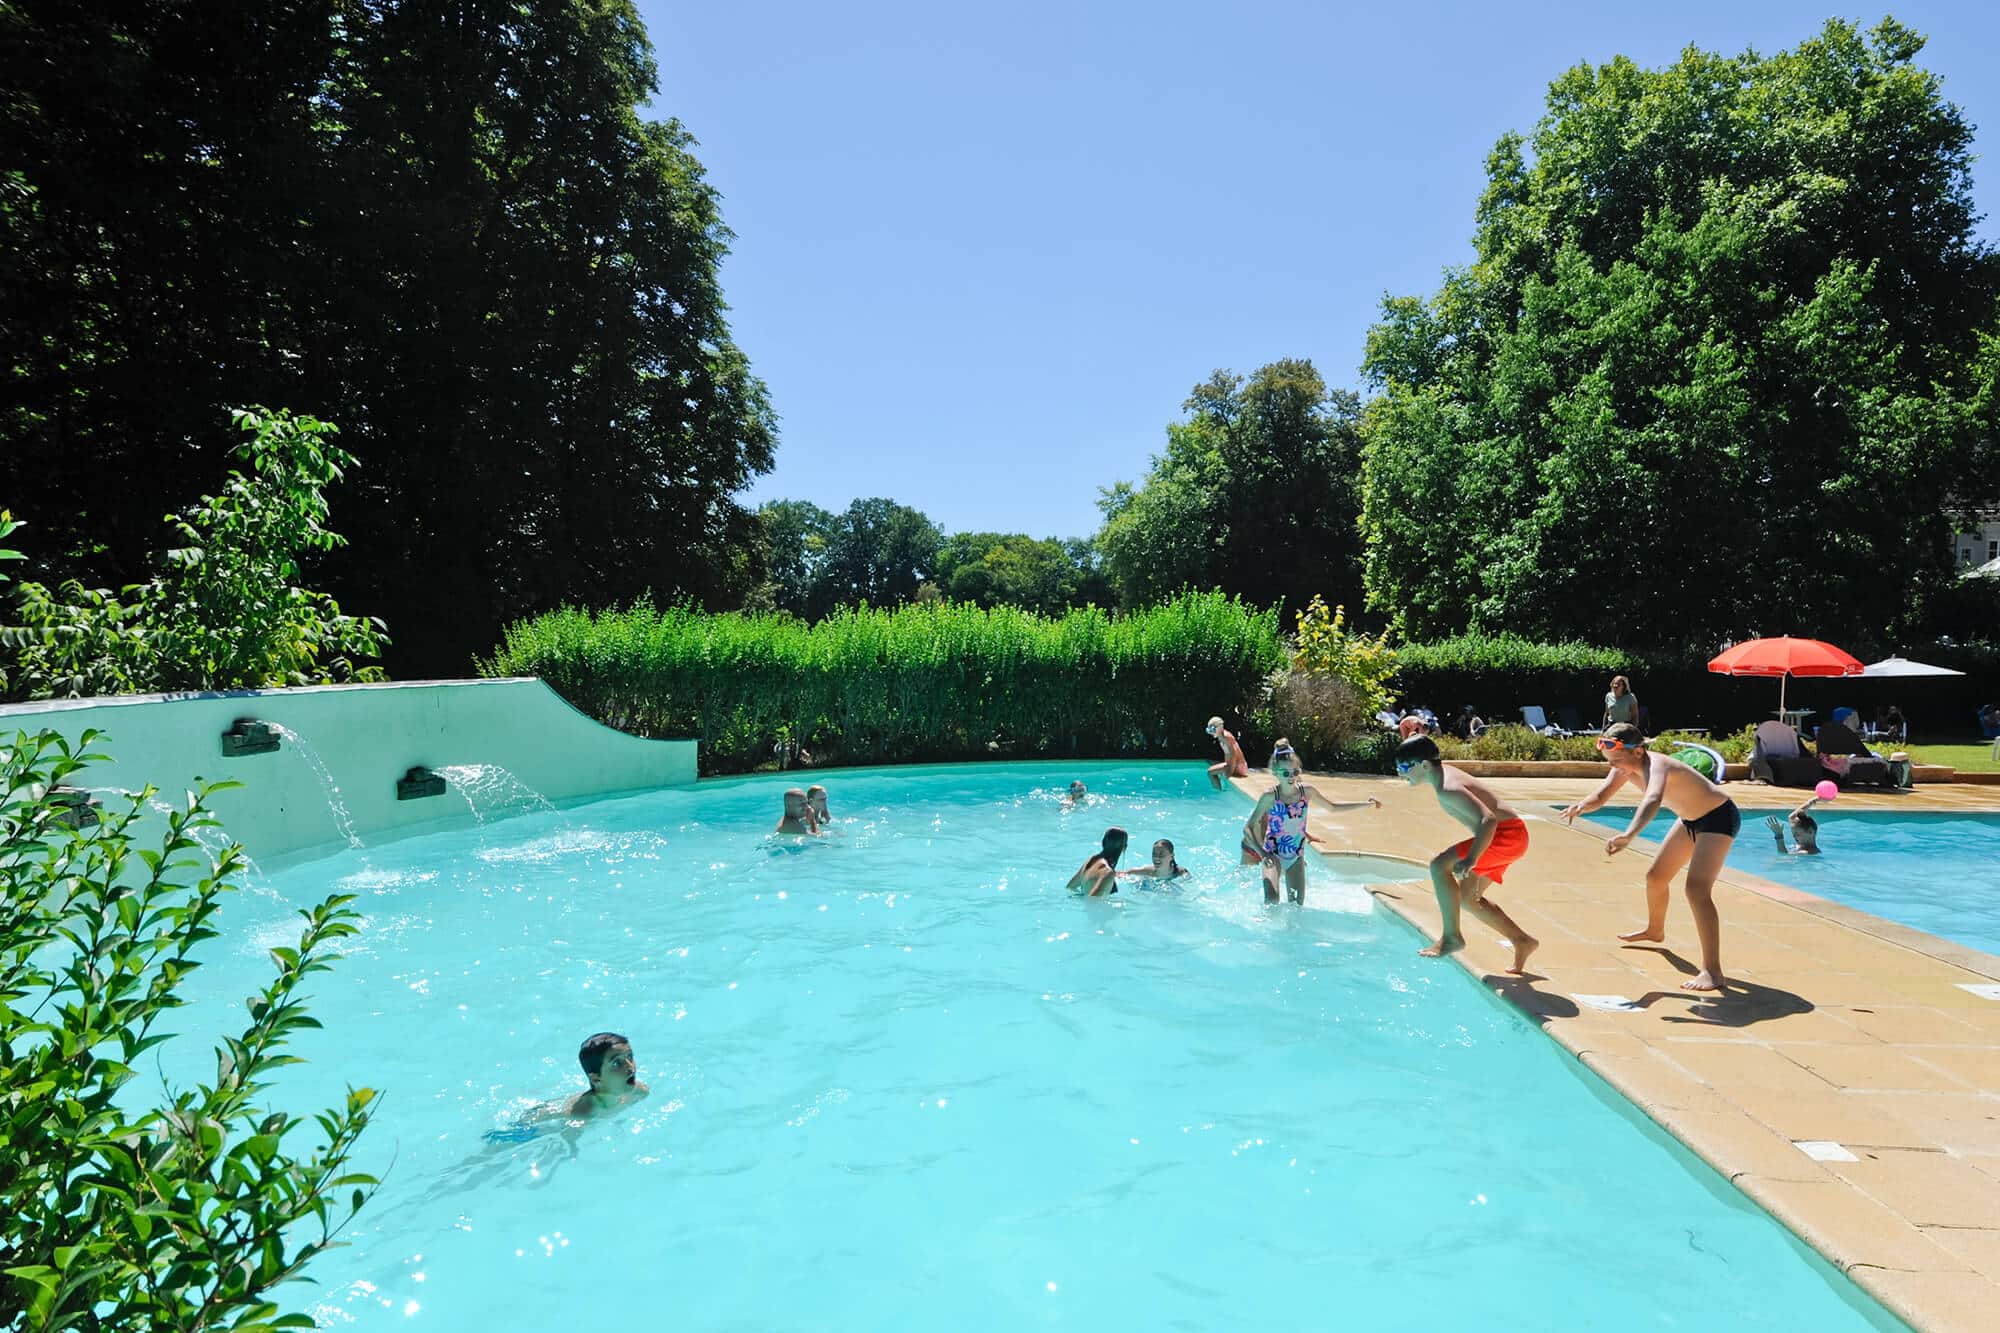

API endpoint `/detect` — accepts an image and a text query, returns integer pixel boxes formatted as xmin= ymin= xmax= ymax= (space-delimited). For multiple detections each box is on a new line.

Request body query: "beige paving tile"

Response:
xmin=1849 ymin=1267 xmax=2000 ymax=1333
xmin=1839 ymin=1005 xmax=1986 ymax=1044
xmin=1778 ymin=1042 xmax=1981 ymax=1093
xmin=1724 ymin=1087 xmax=1929 ymax=1148
xmin=1577 ymin=1047 xmax=1724 ymax=1114
xmin=1901 ymin=1046 xmax=2000 ymax=1095
xmin=1661 ymin=1040 xmax=1834 ymax=1093
xmin=1828 ymin=1147 xmax=2000 ymax=1228
xmin=1740 ymin=1174 xmax=1972 ymax=1272
xmin=1858 ymin=1094 xmax=2000 ymax=1158
xmin=1662 ymin=1103 xmax=1840 ymax=1184
xmin=1922 ymin=1226 xmax=2000 ymax=1274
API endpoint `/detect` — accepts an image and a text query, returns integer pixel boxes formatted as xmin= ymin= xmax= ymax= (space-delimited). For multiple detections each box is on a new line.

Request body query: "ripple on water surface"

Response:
xmin=160 ymin=765 xmax=1903 ymax=1332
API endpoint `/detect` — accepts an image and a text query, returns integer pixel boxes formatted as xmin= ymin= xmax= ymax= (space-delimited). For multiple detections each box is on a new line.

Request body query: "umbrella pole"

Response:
xmin=1779 ymin=673 xmax=1786 ymax=716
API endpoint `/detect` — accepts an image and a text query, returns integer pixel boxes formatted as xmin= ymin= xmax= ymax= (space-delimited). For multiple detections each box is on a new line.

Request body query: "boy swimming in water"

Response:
xmin=1560 ymin=722 xmax=1740 ymax=992
xmin=806 ymin=784 xmax=831 ymax=826
xmin=1394 ymin=735 xmax=1538 ymax=972
xmin=775 ymin=787 xmax=819 ymax=835
xmin=1119 ymin=838 xmax=1189 ymax=883
xmin=485 ymin=1032 xmax=651 ymax=1141
xmin=1765 ymin=797 xmax=1822 ymax=855
xmin=1067 ymin=826 xmax=1127 ymax=896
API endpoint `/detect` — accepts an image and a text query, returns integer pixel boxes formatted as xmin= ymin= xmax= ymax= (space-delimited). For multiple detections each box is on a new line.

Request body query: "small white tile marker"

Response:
xmin=1956 ymin=983 xmax=2000 ymax=1001
xmin=1573 ymin=994 xmax=1642 ymax=1012
xmin=1793 ymin=1140 xmax=1859 ymax=1162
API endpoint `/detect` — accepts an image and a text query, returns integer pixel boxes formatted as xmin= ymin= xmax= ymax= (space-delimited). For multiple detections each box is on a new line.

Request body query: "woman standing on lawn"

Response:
xmin=1603 ymin=675 xmax=1639 ymax=729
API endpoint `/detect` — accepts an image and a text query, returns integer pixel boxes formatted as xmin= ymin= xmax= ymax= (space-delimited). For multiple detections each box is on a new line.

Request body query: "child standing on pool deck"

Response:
xmin=1394 ymin=735 xmax=1539 ymax=972
xmin=1206 ymin=716 xmax=1250 ymax=790
xmin=1239 ymin=740 xmax=1381 ymax=905
xmin=1559 ymin=722 xmax=1740 ymax=992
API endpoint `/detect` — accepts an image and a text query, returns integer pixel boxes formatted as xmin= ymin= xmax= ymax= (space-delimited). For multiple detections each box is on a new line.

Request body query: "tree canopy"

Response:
xmin=1358 ymin=17 xmax=2000 ymax=649
xmin=0 ymin=1 xmax=774 ymax=674
xmin=1095 ymin=359 xmax=1366 ymax=614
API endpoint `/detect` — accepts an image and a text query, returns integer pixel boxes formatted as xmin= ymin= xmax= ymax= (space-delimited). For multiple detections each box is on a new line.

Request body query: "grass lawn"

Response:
xmin=1905 ymin=741 xmax=2000 ymax=773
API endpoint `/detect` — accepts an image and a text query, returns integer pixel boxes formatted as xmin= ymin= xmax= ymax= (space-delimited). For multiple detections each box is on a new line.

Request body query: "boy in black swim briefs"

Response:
xmin=1560 ymin=723 xmax=1739 ymax=993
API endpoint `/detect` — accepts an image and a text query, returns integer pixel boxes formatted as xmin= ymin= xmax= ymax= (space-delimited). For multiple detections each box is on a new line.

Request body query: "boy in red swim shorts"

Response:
xmin=1395 ymin=735 xmax=1539 ymax=973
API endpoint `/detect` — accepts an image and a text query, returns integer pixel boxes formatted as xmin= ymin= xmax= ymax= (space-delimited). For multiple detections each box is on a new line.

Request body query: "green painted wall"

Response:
xmin=0 ymin=678 xmax=696 ymax=862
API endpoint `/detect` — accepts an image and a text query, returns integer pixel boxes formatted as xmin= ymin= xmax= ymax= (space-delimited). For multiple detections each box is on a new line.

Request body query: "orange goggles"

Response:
xmin=1595 ymin=735 xmax=1632 ymax=752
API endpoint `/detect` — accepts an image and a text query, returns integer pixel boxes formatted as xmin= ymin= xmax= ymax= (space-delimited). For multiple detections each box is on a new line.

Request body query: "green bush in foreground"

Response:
xmin=486 ymin=592 xmax=1286 ymax=772
xmin=1 ymin=729 xmax=375 ymax=1331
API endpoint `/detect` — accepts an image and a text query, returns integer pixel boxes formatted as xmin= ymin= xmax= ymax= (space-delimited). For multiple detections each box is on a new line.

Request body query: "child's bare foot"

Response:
xmin=1419 ymin=934 xmax=1465 ymax=958
xmin=1509 ymin=935 xmax=1539 ymax=974
xmin=1681 ymin=970 xmax=1724 ymax=992
xmin=1617 ymin=926 xmax=1665 ymax=943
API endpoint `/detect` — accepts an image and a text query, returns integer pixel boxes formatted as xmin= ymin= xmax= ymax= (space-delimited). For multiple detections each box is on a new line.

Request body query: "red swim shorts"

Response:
xmin=1452 ymin=818 xmax=1530 ymax=883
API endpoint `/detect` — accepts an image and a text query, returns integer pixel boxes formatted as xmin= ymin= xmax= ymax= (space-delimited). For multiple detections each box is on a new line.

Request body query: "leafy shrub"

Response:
xmin=1431 ymin=724 xmax=1607 ymax=762
xmin=1265 ymin=669 xmax=1370 ymax=759
xmin=485 ymin=591 xmax=1286 ymax=773
xmin=0 ymin=729 xmax=376 ymax=1329
xmin=3 ymin=408 xmax=388 ymax=699
xmin=1291 ymin=596 xmax=1397 ymax=719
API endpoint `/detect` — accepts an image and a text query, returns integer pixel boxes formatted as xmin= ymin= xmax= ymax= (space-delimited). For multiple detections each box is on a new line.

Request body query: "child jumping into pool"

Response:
xmin=1765 ymin=796 xmax=1822 ymax=856
xmin=1206 ymin=715 xmax=1250 ymax=790
xmin=1067 ymin=826 xmax=1128 ymax=896
xmin=1239 ymin=740 xmax=1381 ymax=905
xmin=1394 ymin=735 xmax=1539 ymax=972
xmin=1559 ymin=722 xmax=1740 ymax=992
xmin=1119 ymin=837 xmax=1190 ymax=884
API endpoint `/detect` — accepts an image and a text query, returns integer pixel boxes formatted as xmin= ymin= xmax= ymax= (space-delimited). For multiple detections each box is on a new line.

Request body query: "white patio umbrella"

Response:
xmin=1861 ymin=656 xmax=1967 ymax=678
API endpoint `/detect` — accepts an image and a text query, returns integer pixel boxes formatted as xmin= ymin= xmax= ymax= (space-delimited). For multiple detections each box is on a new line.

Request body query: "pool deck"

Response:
xmin=1238 ymin=771 xmax=2000 ymax=1333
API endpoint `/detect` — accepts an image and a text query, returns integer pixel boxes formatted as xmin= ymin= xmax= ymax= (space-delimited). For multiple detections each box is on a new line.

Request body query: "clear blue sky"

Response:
xmin=641 ymin=1 xmax=2000 ymax=540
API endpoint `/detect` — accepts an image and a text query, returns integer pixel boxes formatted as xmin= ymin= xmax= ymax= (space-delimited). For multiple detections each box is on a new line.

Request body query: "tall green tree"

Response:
xmin=816 ymin=498 xmax=942 ymax=612
xmin=756 ymin=499 xmax=836 ymax=616
xmin=1096 ymin=360 xmax=1367 ymax=613
xmin=0 ymin=1 xmax=776 ymax=675
xmin=1359 ymin=17 xmax=2000 ymax=646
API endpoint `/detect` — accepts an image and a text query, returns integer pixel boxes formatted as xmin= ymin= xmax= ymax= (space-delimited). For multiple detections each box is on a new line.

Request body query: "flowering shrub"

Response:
xmin=1290 ymin=596 xmax=1397 ymax=720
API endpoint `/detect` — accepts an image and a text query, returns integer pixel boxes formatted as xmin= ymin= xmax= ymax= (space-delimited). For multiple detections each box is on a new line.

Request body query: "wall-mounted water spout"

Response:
xmin=397 ymin=766 xmax=446 ymax=801
xmin=49 ymin=786 xmax=101 ymax=830
xmin=220 ymin=718 xmax=282 ymax=758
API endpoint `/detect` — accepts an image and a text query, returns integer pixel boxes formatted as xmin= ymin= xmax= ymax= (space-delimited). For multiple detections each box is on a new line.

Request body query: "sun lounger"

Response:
xmin=1554 ymin=705 xmax=1599 ymax=735
xmin=1749 ymin=720 xmax=1821 ymax=787
xmin=1520 ymin=705 xmax=1570 ymax=738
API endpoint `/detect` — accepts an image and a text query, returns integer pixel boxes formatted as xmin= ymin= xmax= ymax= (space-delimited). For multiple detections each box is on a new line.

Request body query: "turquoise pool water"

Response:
xmin=160 ymin=764 xmax=1903 ymax=1331
xmin=1579 ymin=807 xmax=2000 ymax=957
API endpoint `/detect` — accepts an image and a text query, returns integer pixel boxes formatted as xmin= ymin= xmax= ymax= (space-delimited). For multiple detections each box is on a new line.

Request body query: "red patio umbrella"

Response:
xmin=1706 ymin=636 xmax=1865 ymax=715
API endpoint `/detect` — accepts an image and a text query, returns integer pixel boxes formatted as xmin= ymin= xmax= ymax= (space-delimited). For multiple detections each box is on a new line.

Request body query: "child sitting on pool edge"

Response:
xmin=1119 ymin=838 xmax=1190 ymax=884
xmin=1394 ymin=734 xmax=1539 ymax=973
xmin=1206 ymin=716 xmax=1250 ymax=790
xmin=1067 ymin=826 xmax=1127 ymax=896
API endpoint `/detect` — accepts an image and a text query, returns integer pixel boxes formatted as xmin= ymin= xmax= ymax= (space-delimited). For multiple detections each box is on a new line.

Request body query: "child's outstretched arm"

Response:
xmin=1303 ymin=783 xmax=1381 ymax=813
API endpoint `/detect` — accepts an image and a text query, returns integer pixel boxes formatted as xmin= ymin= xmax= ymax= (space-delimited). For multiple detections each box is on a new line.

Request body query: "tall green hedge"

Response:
xmin=484 ymin=593 xmax=1286 ymax=773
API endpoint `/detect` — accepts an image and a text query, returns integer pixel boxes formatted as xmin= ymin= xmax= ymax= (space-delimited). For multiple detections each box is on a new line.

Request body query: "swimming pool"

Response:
xmin=1579 ymin=807 xmax=2000 ymax=957
xmin=159 ymin=763 xmax=1903 ymax=1330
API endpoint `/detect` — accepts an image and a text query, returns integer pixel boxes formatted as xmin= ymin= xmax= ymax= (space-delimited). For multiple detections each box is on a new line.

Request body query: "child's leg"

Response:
xmin=1209 ymin=761 xmax=1227 ymax=790
xmin=1680 ymin=833 xmax=1732 ymax=991
xmin=1460 ymin=874 xmax=1539 ymax=973
xmin=1420 ymin=847 xmax=1466 ymax=956
xmin=1260 ymin=855 xmax=1283 ymax=903
xmin=1284 ymin=856 xmax=1307 ymax=905
xmin=1620 ymin=822 xmax=1692 ymax=943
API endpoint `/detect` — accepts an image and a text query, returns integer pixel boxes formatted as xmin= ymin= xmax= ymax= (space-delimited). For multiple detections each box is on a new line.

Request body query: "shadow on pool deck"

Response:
xmin=1236 ymin=768 xmax=2000 ymax=1333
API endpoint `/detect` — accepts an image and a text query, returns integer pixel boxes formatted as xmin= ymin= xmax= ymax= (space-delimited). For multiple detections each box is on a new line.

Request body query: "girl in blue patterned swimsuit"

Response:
xmin=1239 ymin=739 xmax=1382 ymax=904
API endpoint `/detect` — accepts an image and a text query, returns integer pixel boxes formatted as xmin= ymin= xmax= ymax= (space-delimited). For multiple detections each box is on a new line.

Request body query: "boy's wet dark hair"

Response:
xmin=1602 ymin=722 xmax=1646 ymax=748
xmin=1394 ymin=734 xmax=1441 ymax=765
xmin=578 ymin=1031 xmax=630 ymax=1076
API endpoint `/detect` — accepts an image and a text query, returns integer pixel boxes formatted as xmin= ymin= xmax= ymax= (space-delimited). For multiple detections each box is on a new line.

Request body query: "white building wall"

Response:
xmin=1954 ymin=516 xmax=2000 ymax=568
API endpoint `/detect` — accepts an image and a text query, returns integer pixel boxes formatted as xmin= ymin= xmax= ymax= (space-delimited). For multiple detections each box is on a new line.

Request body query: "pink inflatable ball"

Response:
xmin=1813 ymin=780 xmax=1839 ymax=801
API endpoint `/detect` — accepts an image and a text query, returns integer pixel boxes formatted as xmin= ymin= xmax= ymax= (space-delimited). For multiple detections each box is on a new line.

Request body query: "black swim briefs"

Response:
xmin=1680 ymin=798 xmax=1741 ymax=839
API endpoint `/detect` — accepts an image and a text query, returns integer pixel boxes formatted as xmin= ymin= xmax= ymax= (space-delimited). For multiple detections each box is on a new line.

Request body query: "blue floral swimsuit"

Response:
xmin=1263 ymin=794 xmax=1309 ymax=868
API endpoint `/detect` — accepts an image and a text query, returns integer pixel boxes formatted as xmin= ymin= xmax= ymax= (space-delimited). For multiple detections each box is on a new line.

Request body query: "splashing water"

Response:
xmin=145 ymin=796 xmax=268 ymax=887
xmin=268 ymin=723 xmax=363 ymax=848
xmin=436 ymin=764 xmax=561 ymax=827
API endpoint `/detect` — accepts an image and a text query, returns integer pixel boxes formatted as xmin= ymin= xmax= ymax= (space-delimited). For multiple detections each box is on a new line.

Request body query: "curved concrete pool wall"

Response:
xmin=0 ymin=678 xmax=696 ymax=862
